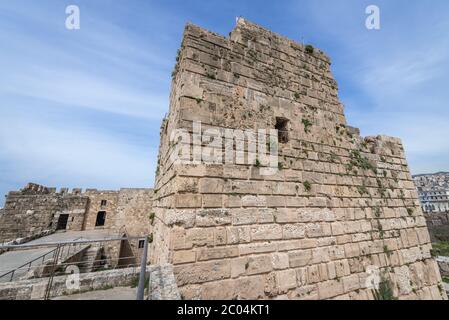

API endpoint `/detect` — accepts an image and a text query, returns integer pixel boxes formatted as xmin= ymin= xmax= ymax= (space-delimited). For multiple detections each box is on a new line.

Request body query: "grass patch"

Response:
xmin=206 ymin=72 xmax=216 ymax=80
xmin=373 ymin=277 xmax=398 ymax=300
xmin=431 ymin=241 xmax=449 ymax=257
xmin=348 ymin=150 xmax=377 ymax=174
xmin=278 ymin=162 xmax=284 ymax=171
xmin=303 ymin=181 xmax=312 ymax=192
xmin=305 ymin=45 xmax=314 ymax=54
xmin=302 ymin=118 xmax=313 ymax=133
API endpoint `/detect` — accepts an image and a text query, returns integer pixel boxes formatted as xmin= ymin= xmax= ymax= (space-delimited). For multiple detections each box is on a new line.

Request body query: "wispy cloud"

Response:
xmin=286 ymin=0 xmax=449 ymax=174
xmin=1 ymin=0 xmax=449 ymax=205
xmin=0 ymin=0 xmax=181 ymax=201
xmin=0 ymin=111 xmax=156 ymax=189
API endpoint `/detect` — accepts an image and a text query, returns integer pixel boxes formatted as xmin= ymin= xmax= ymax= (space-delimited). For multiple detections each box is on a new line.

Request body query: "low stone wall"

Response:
xmin=436 ymin=257 xmax=449 ymax=277
xmin=148 ymin=264 xmax=181 ymax=300
xmin=0 ymin=267 xmax=142 ymax=300
xmin=0 ymin=230 xmax=53 ymax=247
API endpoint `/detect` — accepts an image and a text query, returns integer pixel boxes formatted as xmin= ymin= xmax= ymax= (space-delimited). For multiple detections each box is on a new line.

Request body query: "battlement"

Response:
xmin=1 ymin=183 xmax=155 ymax=243
xmin=8 ymin=183 xmax=154 ymax=199
xmin=11 ymin=183 xmax=127 ymax=197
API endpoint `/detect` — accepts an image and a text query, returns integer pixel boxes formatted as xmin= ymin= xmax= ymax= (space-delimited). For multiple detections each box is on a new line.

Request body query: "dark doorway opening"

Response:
xmin=95 ymin=211 xmax=106 ymax=227
xmin=275 ymin=117 xmax=289 ymax=143
xmin=118 ymin=238 xmax=136 ymax=268
xmin=56 ymin=214 xmax=69 ymax=231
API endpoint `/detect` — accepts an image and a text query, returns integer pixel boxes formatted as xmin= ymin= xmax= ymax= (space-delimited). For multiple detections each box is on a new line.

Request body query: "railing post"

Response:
xmin=44 ymin=244 xmax=61 ymax=300
xmin=136 ymin=236 xmax=149 ymax=301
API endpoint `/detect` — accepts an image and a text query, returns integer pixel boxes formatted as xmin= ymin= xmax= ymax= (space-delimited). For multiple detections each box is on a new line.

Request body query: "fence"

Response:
xmin=0 ymin=235 xmax=149 ymax=300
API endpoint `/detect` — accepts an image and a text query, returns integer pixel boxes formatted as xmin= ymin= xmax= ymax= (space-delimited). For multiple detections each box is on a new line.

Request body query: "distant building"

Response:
xmin=413 ymin=172 xmax=449 ymax=213
xmin=418 ymin=189 xmax=449 ymax=213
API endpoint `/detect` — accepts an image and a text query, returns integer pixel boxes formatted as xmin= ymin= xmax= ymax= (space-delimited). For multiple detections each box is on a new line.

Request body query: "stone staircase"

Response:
xmin=78 ymin=246 xmax=102 ymax=273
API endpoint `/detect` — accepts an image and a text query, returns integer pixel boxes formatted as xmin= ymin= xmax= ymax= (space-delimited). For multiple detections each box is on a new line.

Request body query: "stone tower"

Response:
xmin=150 ymin=18 xmax=447 ymax=300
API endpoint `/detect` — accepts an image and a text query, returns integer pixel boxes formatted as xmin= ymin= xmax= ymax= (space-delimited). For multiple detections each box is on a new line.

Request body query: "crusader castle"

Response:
xmin=1 ymin=18 xmax=447 ymax=300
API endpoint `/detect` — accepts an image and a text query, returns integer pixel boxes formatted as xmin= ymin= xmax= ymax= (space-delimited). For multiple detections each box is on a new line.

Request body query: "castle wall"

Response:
xmin=0 ymin=183 xmax=154 ymax=254
xmin=83 ymin=190 xmax=119 ymax=231
xmin=116 ymin=188 xmax=154 ymax=263
xmin=151 ymin=19 xmax=447 ymax=300
xmin=0 ymin=184 xmax=89 ymax=243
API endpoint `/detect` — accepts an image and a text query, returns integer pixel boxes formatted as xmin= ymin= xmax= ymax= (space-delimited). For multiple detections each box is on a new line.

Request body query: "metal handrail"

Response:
xmin=0 ymin=247 xmax=59 ymax=282
xmin=0 ymin=236 xmax=139 ymax=281
xmin=0 ymin=236 xmax=146 ymax=250
xmin=0 ymin=235 xmax=150 ymax=300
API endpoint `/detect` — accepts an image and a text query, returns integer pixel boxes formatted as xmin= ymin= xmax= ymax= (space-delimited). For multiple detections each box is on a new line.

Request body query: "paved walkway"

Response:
xmin=53 ymin=287 xmax=137 ymax=300
xmin=27 ymin=230 xmax=120 ymax=245
xmin=0 ymin=247 xmax=56 ymax=282
xmin=0 ymin=230 xmax=120 ymax=283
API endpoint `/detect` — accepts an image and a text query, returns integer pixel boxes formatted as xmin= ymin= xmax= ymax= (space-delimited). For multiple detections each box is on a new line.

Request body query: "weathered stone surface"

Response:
xmin=149 ymin=18 xmax=447 ymax=300
xmin=0 ymin=267 xmax=147 ymax=301
xmin=174 ymin=260 xmax=231 ymax=286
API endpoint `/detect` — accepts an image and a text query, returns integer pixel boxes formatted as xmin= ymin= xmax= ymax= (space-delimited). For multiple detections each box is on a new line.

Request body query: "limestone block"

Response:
xmin=173 ymin=250 xmax=196 ymax=265
xmin=231 ymin=257 xmax=248 ymax=278
xmin=186 ymin=228 xmax=214 ymax=247
xmin=202 ymin=195 xmax=223 ymax=208
xmin=344 ymin=243 xmax=360 ymax=258
xmin=327 ymin=262 xmax=337 ymax=280
xmin=170 ymin=228 xmax=191 ymax=250
xmin=274 ymin=209 xmax=298 ymax=224
xmin=241 ymin=195 xmax=267 ymax=207
xmin=305 ymin=223 xmax=332 ymax=238
xmin=232 ymin=209 xmax=258 ymax=225
xmin=165 ymin=210 xmax=196 ymax=228
xmin=289 ymin=250 xmax=312 ymax=268
xmin=271 ymin=252 xmax=289 ymax=270
xmin=174 ymin=260 xmax=231 ymax=286
xmin=318 ymin=280 xmax=344 ymax=300
xmin=258 ymin=209 xmax=276 ymax=223
xmin=199 ymin=178 xmax=224 ymax=194
xmin=251 ymin=224 xmax=283 ymax=241
xmin=335 ymin=260 xmax=351 ymax=278
xmin=226 ymin=226 xmax=250 ymax=244
xmin=276 ymin=269 xmax=298 ymax=293
xmin=311 ymin=247 xmax=330 ymax=264
xmin=307 ymin=265 xmax=320 ymax=284
xmin=331 ymin=222 xmax=345 ymax=236
xmin=342 ymin=274 xmax=360 ymax=293
xmin=234 ymin=276 xmax=266 ymax=300
xmin=196 ymin=209 xmax=231 ymax=227
xmin=197 ymin=246 xmax=239 ymax=261
xmin=239 ymin=242 xmax=277 ymax=255
xmin=246 ymin=255 xmax=273 ymax=275
xmin=283 ymin=224 xmax=306 ymax=239
xmin=224 ymin=195 xmax=242 ymax=208
xmin=175 ymin=195 xmax=202 ymax=208
xmin=214 ymin=227 xmax=227 ymax=246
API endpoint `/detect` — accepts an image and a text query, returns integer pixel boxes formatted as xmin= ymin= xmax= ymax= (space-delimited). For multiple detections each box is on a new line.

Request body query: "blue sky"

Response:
xmin=1 ymin=0 xmax=449 ymax=205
